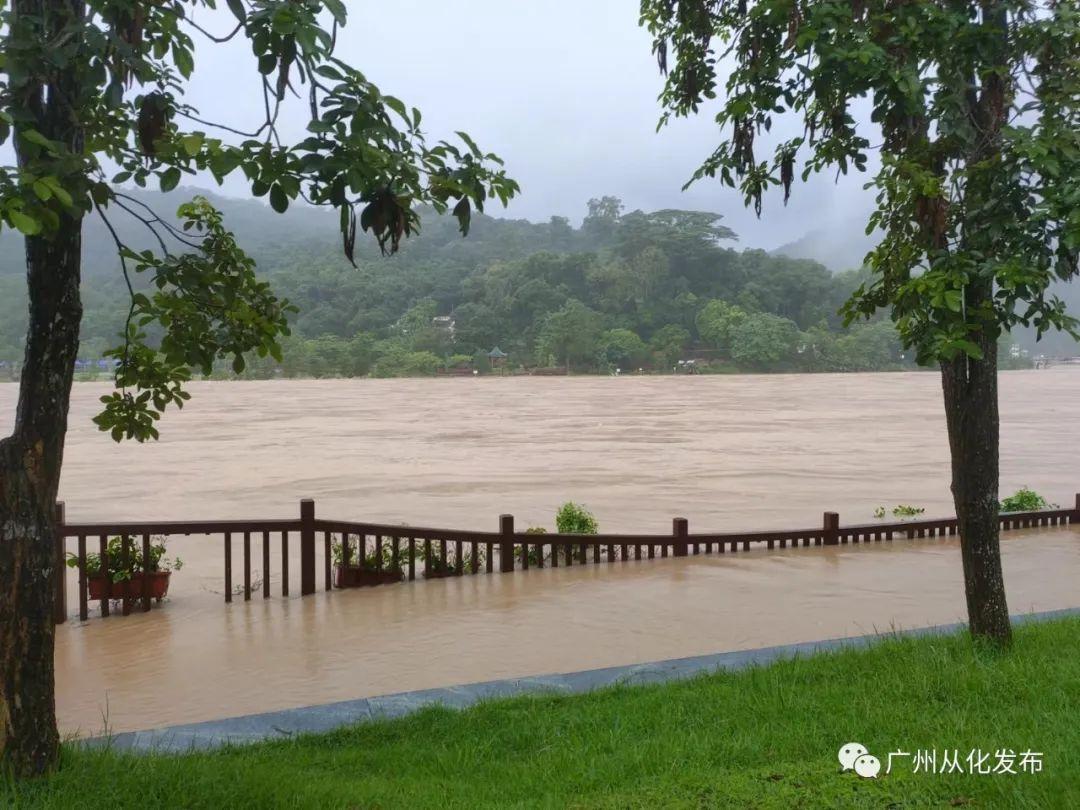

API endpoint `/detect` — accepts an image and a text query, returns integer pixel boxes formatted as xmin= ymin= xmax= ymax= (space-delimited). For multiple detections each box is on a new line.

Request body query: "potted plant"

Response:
xmin=67 ymin=535 xmax=183 ymax=601
xmin=332 ymin=536 xmax=405 ymax=588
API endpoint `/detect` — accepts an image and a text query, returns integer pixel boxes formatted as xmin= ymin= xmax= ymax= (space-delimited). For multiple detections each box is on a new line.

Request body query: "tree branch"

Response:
xmin=93 ymin=200 xmax=137 ymax=395
xmin=184 ymin=20 xmax=243 ymax=44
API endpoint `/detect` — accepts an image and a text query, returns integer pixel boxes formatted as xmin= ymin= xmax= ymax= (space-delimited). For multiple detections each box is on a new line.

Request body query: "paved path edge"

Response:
xmin=80 ymin=607 xmax=1080 ymax=754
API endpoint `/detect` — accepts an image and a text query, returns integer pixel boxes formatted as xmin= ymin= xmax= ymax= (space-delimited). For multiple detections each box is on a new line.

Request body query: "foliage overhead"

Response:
xmin=0 ymin=0 xmax=518 ymax=439
xmin=640 ymin=0 xmax=1080 ymax=364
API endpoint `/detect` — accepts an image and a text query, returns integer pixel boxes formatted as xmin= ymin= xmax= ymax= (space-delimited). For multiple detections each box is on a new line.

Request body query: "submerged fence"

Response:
xmin=54 ymin=494 xmax=1080 ymax=623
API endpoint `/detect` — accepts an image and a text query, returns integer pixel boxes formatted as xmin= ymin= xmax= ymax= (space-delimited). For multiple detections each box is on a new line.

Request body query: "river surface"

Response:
xmin=3 ymin=371 xmax=1079 ymax=734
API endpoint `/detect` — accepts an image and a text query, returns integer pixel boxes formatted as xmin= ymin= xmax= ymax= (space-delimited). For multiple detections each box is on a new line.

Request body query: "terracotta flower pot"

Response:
xmin=334 ymin=565 xmax=403 ymax=588
xmin=87 ymin=571 xmax=171 ymax=601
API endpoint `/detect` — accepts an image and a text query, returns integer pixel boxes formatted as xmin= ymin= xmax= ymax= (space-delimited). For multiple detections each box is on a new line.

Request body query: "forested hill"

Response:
xmin=1 ymin=189 xmax=1065 ymax=377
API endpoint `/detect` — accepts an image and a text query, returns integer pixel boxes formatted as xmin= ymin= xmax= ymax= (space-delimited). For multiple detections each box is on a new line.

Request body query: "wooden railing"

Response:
xmin=54 ymin=494 xmax=1080 ymax=623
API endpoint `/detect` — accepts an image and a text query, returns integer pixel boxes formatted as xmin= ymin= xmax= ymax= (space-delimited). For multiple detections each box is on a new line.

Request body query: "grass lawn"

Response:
xmin=6 ymin=617 xmax=1079 ymax=808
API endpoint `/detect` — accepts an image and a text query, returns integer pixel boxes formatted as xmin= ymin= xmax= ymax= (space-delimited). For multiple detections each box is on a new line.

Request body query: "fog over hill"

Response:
xmin=771 ymin=229 xmax=877 ymax=274
xmin=767 ymin=225 xmax=1080 ymax=357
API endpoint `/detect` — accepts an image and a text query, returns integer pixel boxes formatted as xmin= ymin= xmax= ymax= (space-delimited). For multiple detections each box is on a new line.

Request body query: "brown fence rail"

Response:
xmin=55 ymin=494 xmax=1080 ymax=623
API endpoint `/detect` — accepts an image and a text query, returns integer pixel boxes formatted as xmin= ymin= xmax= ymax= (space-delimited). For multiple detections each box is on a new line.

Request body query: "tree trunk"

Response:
xmin=939 ymin=320 xmax=1010 ymax=645
xmin=1 ymin=0 xmax=86 ymax=775
xmin=934 ymin=0 xmax=1013 ymax=646
xmin=0 ymin=222 xmax=83 ymax=775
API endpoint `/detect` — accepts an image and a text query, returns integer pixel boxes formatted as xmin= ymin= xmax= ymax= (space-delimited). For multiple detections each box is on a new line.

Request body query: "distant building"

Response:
xmin=486 ymin=346 xmax=508 ymax=368
xmin=432 ymin=316 xmax=456 ymax=339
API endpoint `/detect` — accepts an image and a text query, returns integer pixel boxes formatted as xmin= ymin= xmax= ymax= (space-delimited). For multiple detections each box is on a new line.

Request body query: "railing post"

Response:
xmin=1073 ymin=493 xmax=1080 ymax=525
xmin=823 ymin=511 xmax=840 ymax=546
xmin=499 ymin=514 xmax=515 ymax=573
xmin=673 ymin=517 xmax=688 ymax=557
xmin=300 ymin=499 xmax=316 ymax=595
xmin=53 ymin=502 xmax=66 ymax=625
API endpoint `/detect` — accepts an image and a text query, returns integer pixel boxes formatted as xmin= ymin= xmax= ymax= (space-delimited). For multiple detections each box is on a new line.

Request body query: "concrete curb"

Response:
xmin=82 ymin=607 xmax=1080 ymax=754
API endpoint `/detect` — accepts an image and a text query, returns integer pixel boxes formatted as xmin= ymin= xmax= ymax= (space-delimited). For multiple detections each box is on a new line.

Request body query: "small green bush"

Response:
xmin=1000 ymin=486 xmax=1056 ymax=512
xmin=66 ymin=535 xmax=182 ymax=582
xmin=332 ymin=535 xmax=416 ymax=573
xmin=555 ymin=502 xmax=598 ymax=534
xmin=892 ymin=504 xmax=925 ymax=518
xmin=871 ymin=505 xmax=925 ymax=520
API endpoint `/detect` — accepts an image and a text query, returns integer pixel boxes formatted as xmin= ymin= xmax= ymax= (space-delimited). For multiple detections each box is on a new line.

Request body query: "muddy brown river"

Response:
xmin=3 ymin=371 xmax=1078 ymax=735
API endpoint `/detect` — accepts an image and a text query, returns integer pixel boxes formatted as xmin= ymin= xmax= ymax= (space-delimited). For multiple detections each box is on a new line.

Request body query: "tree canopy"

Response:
xmin=640 ymin=0 xmax=1080 ymax=362
xmin=0 ymin=190 xmax=944 ymax=378
xmin=639 ymin=0 xmax=1080 ymax=644
xmin=1 ymin=0 xmax=517 ymax=440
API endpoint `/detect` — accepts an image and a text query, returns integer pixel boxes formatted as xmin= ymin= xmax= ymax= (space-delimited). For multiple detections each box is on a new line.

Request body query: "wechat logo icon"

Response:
xmin=839 ymin=742 xmax=881 ymax=779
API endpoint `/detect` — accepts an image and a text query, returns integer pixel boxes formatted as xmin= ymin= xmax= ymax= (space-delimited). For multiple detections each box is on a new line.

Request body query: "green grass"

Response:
xmin=7 ymin=618 xmax=1080 ymax=808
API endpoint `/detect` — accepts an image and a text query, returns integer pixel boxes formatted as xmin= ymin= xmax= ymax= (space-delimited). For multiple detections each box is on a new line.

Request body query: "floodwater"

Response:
xmin=3 ymin=371 xmax=1079 ymax=735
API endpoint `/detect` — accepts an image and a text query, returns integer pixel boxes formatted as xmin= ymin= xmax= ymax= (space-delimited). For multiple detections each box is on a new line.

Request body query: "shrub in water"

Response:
xmin=1000 ymin=487 xmax=1056 ymax=513
xmin=556 ymin=502 xmax=599 ymax=534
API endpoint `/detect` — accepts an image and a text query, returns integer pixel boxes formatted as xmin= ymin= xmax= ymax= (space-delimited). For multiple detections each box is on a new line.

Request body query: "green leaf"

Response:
xmin=173 ymin=44 xmax=194 ymax=78
xmin=9 ymin=209 xmax=42 ymax=235
xmin=269 ymin=183 xmax=289 ymax=213
xmin=105 ymin=81 xmax=124 ymax=108
xmin=180 ymin=133 xmax=205 ymax=157
xmin=314 ymin=65 xmax=344 ymax=82
xmin=258 ymin=54 xmax=277 ymax=75
xmin=90 ymin=182 xmax=111 ymax=205
xmin=43 ymin=177 xmax=73 ymax=207
xmin=225 ymin=0 xmax=246 ymax=23
xmin=322 ymin=0 xmax=347 ymax=26
xmin=160 ymin=167 xmax=182 ymax=192
xmin=956 ymin=339 xmax=984 ymax=360
xmin=32 ymin=179 xmax=53 ymax=201
xmin=20 ymin=129 xmax=52 ymax=148
xmin=384 ymin=96 xmax=408 ymax=121
xmin=456 ymin=131 xmax=481 ymax=157
xmin=452 ymin=197 xmax=471 ymax=237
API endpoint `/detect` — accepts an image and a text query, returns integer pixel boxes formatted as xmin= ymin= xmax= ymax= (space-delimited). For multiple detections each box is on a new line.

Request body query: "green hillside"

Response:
xmin=3 ymin=189 xmax=1067 ymax=378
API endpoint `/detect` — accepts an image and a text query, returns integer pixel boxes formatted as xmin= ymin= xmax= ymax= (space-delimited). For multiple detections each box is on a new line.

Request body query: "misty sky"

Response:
xmin=177 ymin=2 xmax=875 ymax=250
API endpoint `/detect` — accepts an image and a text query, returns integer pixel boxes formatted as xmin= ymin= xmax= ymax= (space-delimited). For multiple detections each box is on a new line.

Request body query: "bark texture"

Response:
xmin=0 ymin=224 xmax=82 ymax=775
xmin=940 ymin=329 xmax=1011 ymax=644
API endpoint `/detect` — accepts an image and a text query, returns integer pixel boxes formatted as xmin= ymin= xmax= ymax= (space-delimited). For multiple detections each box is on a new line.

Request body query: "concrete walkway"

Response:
xmin=84 ymin=607 xmax=1079 ymax=754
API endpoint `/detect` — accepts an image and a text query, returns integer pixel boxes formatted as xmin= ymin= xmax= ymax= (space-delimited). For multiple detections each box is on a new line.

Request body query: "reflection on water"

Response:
xmin=2 ymin=370 xmax=1075 ymax=733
